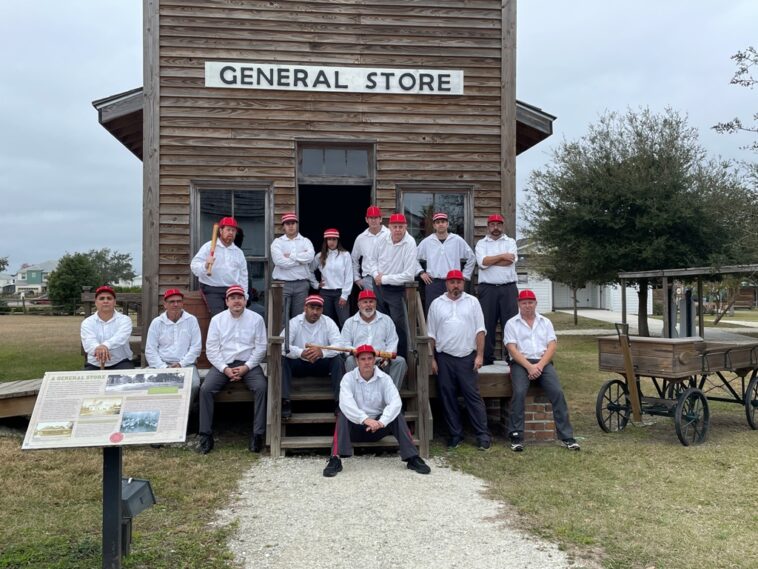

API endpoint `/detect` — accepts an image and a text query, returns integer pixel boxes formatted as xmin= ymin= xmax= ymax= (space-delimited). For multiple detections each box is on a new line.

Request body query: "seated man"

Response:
xmin=81 ymin=285 xmax=134 ymax=370
xmin=200 ymin=285 xmax=267 ymax=454
xmin=323 ymin=344 xmax=431 ymax=477
xmin=281 ymin=294 xmax=344 ymax=418
xmin=340 ymin=289 xmax=408 ymax=390
xmin=145 ymin=288 xmax=202 ymax=409
xmin=504 ymin=289 xmax=580 ymax=452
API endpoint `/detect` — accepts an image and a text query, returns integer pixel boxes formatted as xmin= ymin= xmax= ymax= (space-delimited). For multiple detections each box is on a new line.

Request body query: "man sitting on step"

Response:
xmin=281 ymin=294 xmax=345 ymax=419
xmin=323 ymin=344 xmax=431 ymax=477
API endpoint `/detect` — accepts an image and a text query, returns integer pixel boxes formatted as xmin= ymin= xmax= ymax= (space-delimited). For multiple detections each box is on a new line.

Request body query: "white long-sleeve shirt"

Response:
xmin=474 ymin=234 xmax=519 ymax=284
xmin=271 ymin=233 xmax=315 ymax=281
xmin=417 ymin=232 xmax=476 ymax=279
xmin=504 ymin=311 xmax=557 ymax=359
xmin=367 ymin=231 xmax=419 ymax=286
xmin=81 ymin=311 xmax=134 ymax=367
xmin=340 ymin=310 xmax=398 ymax=353
xmin=191 ymin=240 xmax=249 ymax=295
xmin=282 ymin=313 xmax=343 ymax=359
xmin=311 ymin=249 xmax=353 ymax=300
xmin=206 ymin=309 xmax=267 ymax=373
xmin=145 ymin=310 xmax=202 ymax=368
xmin=339 ymin=366 xmax=401 ymax=427
xmin=351 ymin=225 xmax=390 ymax=281
xmin=427 ymin=292 xmax=486 ymax=357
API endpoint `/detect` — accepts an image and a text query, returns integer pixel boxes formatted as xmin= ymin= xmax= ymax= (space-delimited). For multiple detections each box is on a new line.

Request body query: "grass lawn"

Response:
xmin=545 ymin=311 xmax=616 ymax=331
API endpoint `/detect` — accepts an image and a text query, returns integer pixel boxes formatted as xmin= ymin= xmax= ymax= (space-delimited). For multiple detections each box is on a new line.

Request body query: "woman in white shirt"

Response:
xmin=311 ymin=228 xmax=353 ymax=327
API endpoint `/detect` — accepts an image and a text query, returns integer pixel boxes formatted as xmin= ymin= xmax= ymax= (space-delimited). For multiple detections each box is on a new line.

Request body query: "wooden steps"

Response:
xmin=285 ymin=411 xmax=419 ymax=424
xmin=0 ymin=379 xmax=42 ymax=419
xmin=280 ymin=435 xmax=421 ymax=449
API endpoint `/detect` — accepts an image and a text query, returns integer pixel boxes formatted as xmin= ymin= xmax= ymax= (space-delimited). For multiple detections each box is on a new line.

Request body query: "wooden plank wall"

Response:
xmin=155 ymin=0 xmax=508 ymax=291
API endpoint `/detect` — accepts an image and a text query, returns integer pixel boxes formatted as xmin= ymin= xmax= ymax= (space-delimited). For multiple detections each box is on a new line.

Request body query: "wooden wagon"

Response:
xmin=595 ymin=324 xmax=758 ymax=445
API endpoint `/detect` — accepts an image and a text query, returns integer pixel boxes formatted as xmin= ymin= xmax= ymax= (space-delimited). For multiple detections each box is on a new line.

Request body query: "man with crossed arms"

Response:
xmin=351 ymin=205 xmax=390 ymax=293
xmin=271 ymin=211 xmax=315 ymax=320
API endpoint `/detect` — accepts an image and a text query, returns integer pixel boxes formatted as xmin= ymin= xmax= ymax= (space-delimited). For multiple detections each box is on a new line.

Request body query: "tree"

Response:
xmin=713 ymin=46 xmax=757 ymax=153
xmin=0 ymin=257 xmax=7 ymax=272
xmin=524 ymin=108 xmax=736 ymax=335
xmin=47 ymin=253 xmax=99 ymax=314
xmin=85 ymin=248 xmax=136 ymax=285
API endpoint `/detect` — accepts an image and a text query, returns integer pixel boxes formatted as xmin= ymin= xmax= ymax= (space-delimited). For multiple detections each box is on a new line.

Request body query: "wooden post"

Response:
xmin=269 ymin=281 xmax=284 ymax=335
xmin=697 ymin=277 xmax=705 ymax=338
xmin=266 ymin=337 xmax=283 ymax=457
xmin=616 ymin=324 xmax=642 ymax=422
xmin=662 ymin=276 xmax=670 ymax=339
xmin=621 ymin=278 xmax=627 ymax=325
xmin=405 ymin=283 xmax=418 ymax=387
xmin=501 ymin=0 xmax=517 ymax=236
xmin=416 ymin=336 xmax=431 ymax=459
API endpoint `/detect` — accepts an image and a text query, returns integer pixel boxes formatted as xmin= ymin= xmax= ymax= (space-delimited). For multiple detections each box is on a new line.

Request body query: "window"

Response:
xmin=397 ymin=185 xmax=473 ymax=245
xmin=191 ymin=182 xmax=272 ymax=310
xmin=298 ymin=142 xmax=373 ymax=184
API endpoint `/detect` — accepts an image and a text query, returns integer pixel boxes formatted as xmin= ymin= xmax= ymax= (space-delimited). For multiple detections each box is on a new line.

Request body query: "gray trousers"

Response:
xmin=282 ymin=356 xmax=344 ymax=400
xmin=283 ymin=279 xmax=310 ymax=320
xmin=358 ymin=275 xmax=374 ymax=292
xmin=320 ymin=288 xmax=350 ymax=328
xmin=375 ymin=284 xmax=409 ymax=359
xmin=436 ymin=351 xmax=491 ymax=443
xmin=345 ymin=355 xmax=408 ymax=390
xmin=508 ymin=361 xmax=574 ymax=440
xmin=332 ymin=411 xmax=418 ymax=460
xmin=423 ymin=278 xmax=447 ymax=316
xmin=199 ymin=361 xmax=267 ymax=436
xmin=477 ymin=282 xmax=518 ymax=364
xmin=84 ymin=359 xmax=134 ymax=371
xmin=200 ymin=284 xmax=230 ymax=317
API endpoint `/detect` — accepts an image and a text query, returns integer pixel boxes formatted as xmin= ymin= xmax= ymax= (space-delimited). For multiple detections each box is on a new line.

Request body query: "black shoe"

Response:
xmin=198 ymin=433 xmax=214 ymax=454
xmin=406 ymin=456 xmax=431 ymax=474
xmin=250 ymin=434 xmax=264 ymax=453
xmin=562 ymin=438 xmax=581 ymax=451
xmin=323 ymin=456 xmax=342 ymax=477
xmin=447 ymin=435 xmax=464 ymax=449
xmin=281 ymin=399 xmax=292 ymax=419
xmin=477 ymin=439 xmax=491 ymax=451
xmin=509 ymin=432 xmax=524 ymax=452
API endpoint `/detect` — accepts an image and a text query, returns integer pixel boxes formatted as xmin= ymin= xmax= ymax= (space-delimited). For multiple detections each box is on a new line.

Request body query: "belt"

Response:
xmin=479 ymin=281 xmax=517 ymax=287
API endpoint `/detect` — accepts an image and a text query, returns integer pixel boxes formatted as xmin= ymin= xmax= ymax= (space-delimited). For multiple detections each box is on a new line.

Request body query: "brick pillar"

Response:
xmin=523 ymin=391 xmax=556 ymax=442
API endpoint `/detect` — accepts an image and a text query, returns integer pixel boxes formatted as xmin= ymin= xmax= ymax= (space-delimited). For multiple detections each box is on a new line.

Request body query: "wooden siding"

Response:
xmin=153 ymin=0 xmax=511 ymax=295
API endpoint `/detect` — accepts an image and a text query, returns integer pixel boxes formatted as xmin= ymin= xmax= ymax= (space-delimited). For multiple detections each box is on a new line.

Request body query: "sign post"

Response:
xmin=102 ymin=446 xmax=123 ymax=569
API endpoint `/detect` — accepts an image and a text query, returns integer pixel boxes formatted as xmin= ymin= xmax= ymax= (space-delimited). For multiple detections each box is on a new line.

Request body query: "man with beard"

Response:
xmin=340 ymin=289 xmax=408 ymax=389
xmin=199 ymin=285 xmax=268 ymax=454
xmin=191 ymin=216 xmax=249 ymax=316
xmin=81 ymin=285 xmax=135 ymax=370
xmin=474 ymin=213 xmax=519 ymax=366
xmin=271 ymin=212 xmax=316 ymax=320
xmin=351 ymin=205 xmax=390 ymax=292
xmin=427 ymin=270 xmax=491 ymax=450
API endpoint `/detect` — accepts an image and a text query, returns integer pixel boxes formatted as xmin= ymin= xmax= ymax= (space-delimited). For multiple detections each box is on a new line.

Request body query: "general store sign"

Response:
xmin=205 ymin=62 xmax=464 ymax=95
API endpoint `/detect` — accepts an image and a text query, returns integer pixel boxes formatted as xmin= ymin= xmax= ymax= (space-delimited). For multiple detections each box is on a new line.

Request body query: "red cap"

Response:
xmin=366 ymin=206 xmax=382 ymax=218
xmin=304 ymin=294 xmax=324 ymax=306
xmin=225 ymin=285 xmax=246 ymax=298
xmin=518 ymin=289 xmax=537 ymax=301
xmin=446 ymin=270 xmax=465 ymax=281
xmin=219 ymin=217 xmax=238 ymax=229
xmin=281 ymin=212 xmax=298 ymax=224
xmin=163 ymin=288 xmax=184 ymax=301
xmin=95 ymin=285 xmax=116 ymax=298
xmin=354 ymin=344 xmax=377 ymax=357
xmin=432 ymin=212 xmax=448 ymax=222
xmin=487 ymin=214 xmax=505 ymax=224
xmin=388 ymin=213 xmax=407 ymax=224
xmin=323 ymin=228 xmax=340 ymax=239
xmin=358 ymin=289 xmax=377 ymax=301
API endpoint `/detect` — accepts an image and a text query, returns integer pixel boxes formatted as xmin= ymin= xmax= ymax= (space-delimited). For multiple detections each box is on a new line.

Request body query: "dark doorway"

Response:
xmin=298 ymin=185 xmax=372 ymax=252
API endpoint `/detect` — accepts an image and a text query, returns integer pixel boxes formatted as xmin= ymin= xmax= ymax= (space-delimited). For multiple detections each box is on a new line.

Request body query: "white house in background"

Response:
xmin=115 ymin=275 xmax=143 ymax=288
xmin=516 ymin=239 xmax=653 ymax=314
xmin=14 ymin=260 xmax=58 ymax=295
xmin=0 ymin=273 xmax=15 ymax=294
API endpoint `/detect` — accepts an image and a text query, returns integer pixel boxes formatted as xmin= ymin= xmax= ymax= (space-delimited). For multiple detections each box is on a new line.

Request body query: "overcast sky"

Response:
xmin=1 ymin=1 xmax=755 ymax=274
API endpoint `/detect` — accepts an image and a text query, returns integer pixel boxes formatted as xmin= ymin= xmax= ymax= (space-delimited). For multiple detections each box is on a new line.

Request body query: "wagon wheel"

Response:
xmin=665 ymin=377 xmax=695 ymax=399
xmin=745 ymin=374 xmax=758 ymax=430
xmin=595 ymin=379 xmax=631 ymax=432
xmin=674 ymin=388 xmax=710 ymax=446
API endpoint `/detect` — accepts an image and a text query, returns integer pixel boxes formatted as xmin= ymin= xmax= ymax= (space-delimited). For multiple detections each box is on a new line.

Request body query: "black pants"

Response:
xmin=200 ymin=284 xmax=230 ymax=317
xmin=423 ymin=278 xmax=447 ymax=316
xmin=477 ymin=282 xmax=518 ymax=364
xmin=320 ymin=288 xmax=349 ymax=328
xmin=84 ymin=359 xmax=134 ymax=371
xmin=332 ymin=412 xmax=418 ymax=460
xmin=435 ymin=351 xmax=490 ymax=443
xmin=282 ymin=356 xmax=345 ymax=400
xmin=375 ymin=284 xmax=408 ymax=359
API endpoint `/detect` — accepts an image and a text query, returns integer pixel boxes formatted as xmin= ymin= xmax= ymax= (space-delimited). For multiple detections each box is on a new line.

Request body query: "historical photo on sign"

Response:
xmin=121 ymin=411 xmax=160 ymax=433
xmin=105 ymin=371 xmax=185 ymax=393
xmin=33 ymin=421 xmax=74 ymax=438
xmin=80 ymin=398 xmax=123 ymax=417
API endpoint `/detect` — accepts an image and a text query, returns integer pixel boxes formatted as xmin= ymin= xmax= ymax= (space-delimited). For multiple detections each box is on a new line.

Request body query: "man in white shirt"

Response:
xmin=199 ymin=285 xmax=268 ymax=454
xmin=417 ymin=211 xmax=476 ymax=315
xmin=281 ymin=295 xmax=345 ymax=418
xmin=271 ymin=211 xmax=316 ymax=320
xmin=323 ymin=344 xmax=431 ymax=477
xmin=191 ymin=216 xmax=249 ymax=317
xmin=351 ymin=205 xmax=390 ymax=292
xmin=504 ymin=289 xmax=580 ymax=452
xmin=340 ymin=289 xmax=408 ymax=389
xmin=367 ymin=212 xmax=418 ymax=359
xmin=427 ymin=270 xmax=491 ymax=450
xmin=145 ymin=288 xmax=202 ymax=407
xmin=81 ymin=285 xmax=134 ymax=370
xmin=474 ymin=213 xmax=519 ymax=365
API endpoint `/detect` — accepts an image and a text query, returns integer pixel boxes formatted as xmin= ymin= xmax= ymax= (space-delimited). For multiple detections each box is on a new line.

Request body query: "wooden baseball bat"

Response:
xmin=306 ymin=344 xmax=397 ymax=360
xmin=206 ymin=223 xmax=219 ymax=276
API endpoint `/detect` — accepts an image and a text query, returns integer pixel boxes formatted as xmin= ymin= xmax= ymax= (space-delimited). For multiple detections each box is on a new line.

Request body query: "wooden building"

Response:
xmin=95 ymin=0 xmax=554 ymax=324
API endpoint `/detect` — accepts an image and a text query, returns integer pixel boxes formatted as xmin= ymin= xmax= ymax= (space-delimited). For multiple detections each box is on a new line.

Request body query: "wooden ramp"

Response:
xmin=0 ymin=379 xmax=42 ymax=419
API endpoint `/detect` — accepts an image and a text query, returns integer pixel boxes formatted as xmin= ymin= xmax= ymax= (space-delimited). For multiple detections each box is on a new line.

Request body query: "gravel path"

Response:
xmin=216 ymin=455 xmax=571 ymax=569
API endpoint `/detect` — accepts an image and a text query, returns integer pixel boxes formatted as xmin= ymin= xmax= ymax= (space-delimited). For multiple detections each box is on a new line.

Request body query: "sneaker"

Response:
xmin=323 ymin=456 xmax=343 ymax=477
xmin=447 ymin=435 xmax=464 ymax=449
xmin=249 ymin=434 xmax=264 ymax=453
xmin=406 ymin=456 xmax=431 ymax=474
xmin=281 ymin=399 xmax=292 ymax=419
xmin=477 ymin=439 xmax=491 ymax=451
xmin=198 ymin=433 xmax=214 ymax=455
xmin=562 ymin=438 xmax=581 ymax=451
xmin=509 ymin=433 xmax=524 ymax=452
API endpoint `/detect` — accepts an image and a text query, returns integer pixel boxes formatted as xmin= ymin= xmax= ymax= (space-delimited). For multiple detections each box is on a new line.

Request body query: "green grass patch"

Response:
xmin=545 ymin=311 xmax=616 ymax=330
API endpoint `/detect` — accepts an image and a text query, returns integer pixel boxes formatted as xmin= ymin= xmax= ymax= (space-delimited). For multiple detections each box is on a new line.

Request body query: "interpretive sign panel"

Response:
xmin=22 ymin=368 xmax=195 ymax=450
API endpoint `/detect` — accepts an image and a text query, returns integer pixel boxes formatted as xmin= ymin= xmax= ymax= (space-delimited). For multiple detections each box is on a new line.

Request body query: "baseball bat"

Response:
xmin=206 ymin=223 xmax=219 ymax=276
xmin=306 ymin=344 xmax=397 ymax=360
